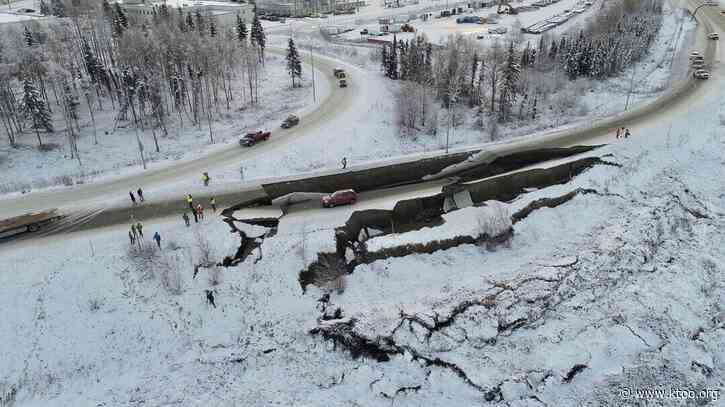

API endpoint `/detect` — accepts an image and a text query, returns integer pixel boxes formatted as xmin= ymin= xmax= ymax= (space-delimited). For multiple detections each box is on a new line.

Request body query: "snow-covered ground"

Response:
xmin=1 ymin=56 xmax=724 ymax=405
xmin=193 ymin=0 xmax=693 ymax=189
xmin=0 ymin=53 xmax=323 ymax=195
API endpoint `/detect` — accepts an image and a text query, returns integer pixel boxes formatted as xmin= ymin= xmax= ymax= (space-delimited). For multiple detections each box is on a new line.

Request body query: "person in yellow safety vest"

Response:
xmin=210 ymin=197 xmax=217 ymax=212
xmin=186 ymin=194 xmax=194 ymax=211
xmin=202 ymin=172 xmax=210 ymax=186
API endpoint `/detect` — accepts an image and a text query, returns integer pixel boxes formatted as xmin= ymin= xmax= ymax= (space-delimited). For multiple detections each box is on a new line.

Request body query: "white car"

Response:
xmin=708 ymin=32 xmax=720 ymax=40
xmin=689 ymin=51 xmax=701 ymax=59
xmin=694 ymin=69 xmax=710 ymax=79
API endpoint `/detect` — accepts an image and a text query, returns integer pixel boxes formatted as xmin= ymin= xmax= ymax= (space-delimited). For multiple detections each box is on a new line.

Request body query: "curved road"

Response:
xmin=0 ymin=0 xmax=722 ymax=236
xmin=0 ymin=48 xmax=357 ymax=218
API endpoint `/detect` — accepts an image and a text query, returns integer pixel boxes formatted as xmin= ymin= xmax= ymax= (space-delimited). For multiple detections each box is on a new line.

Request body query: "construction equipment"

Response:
xmin=497 ymin=0 xmax=517 ymax=14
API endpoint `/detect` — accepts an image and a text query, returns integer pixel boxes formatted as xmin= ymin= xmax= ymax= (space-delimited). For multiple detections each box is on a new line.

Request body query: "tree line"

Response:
xmin=0 ymin=0 xmax=276 ymax=169
xmin=382 ymin=0 xmax=664 ymax=137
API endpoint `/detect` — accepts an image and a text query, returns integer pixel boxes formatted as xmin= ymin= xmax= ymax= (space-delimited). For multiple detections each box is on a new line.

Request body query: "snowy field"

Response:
xmin=1 ymin=63 xmax=724 ymax=405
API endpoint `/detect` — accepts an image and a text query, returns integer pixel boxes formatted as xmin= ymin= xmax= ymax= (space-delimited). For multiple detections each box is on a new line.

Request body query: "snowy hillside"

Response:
xmin=1 ymin=68 xmax=724 ymax=405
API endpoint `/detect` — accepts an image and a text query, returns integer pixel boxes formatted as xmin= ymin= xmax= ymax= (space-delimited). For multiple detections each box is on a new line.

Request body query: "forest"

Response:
xmin=385 ymin=0 xmax=664 ymax=138
xmin=0 ymin=0 xmax=307 ymax=170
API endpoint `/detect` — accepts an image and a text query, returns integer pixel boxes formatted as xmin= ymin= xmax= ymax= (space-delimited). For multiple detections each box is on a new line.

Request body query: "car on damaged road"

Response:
xmin=321 ymin=189 xmax=358 ymax=208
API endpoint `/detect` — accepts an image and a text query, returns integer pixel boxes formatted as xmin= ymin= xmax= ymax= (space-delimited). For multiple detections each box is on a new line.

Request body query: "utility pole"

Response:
xmin=310 ymin=48 xmax=317 ymax=102
xmin=624 ymin=64 xmax=637 ymax=111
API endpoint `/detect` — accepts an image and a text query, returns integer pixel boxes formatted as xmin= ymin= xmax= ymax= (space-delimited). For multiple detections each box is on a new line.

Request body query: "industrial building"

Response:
xmin=120 ymin=0 xmax=254 ymax=24
xmin=255 ymin=0 xmax=367 ymax=17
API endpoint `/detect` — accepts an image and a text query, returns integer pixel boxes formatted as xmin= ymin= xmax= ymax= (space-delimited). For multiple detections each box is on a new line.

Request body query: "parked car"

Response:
xmin=694 ymin=69 xmax=710 ymax=79
xmin=279 ymin=18 xmax=287 ymax=23
xmin=339 ymin=79 xmax=348 ymax=88
xmin=692 ymin=60 xmax=705 ymax=69
xmin=708 ymin=32 xmax=719 ymax=40
xmin=281 ymin=114 xmax=300 ymax=129
xmin=333 ymin=68 xmax=347 ymax=78
xmin=240 ymin=130 xmax=271 ymax=147
xmin=360 ymin=28 xmax=369 ymax=35
xmin=322 ymin=189 xmax=358 ymax=208
xmin=488 ymin=27 xmax=508 ymax=34
xmin=689 ymin=51 xmax=701 ymax=60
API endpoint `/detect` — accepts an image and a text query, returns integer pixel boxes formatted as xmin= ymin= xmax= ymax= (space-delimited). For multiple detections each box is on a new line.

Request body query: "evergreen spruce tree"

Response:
xmin=114 ymin=3 xmax=127 ymax=27
xmin=209 ymin=18 xmax=217 ymax=37
xmin=250 ymin=7 xmax=266 ymax=62
xmin=498 ymin=42 xmax=520 ymax=122
xmin=51 ymin=0 xmax=65 ymax=17
xmin=399 ymin=40 xmax=409 ymax=80
xmin=236 ymin=14 xmax=248 ymax=43
xmin=22 ymin=77 xmax=53 ymax=146
xmin=159 ymin=3 xmax=169 ymax=20
xmin=386 ymin=35 xmax=398 ymax=80
xmin=23 ymin=26 xmax=34 ymax=47
xmin=39 ymin=0 xmax=50 ymax=15
xmin=286 ymin=38 xmax=302 ymax=88
xmin=408 ymin=38 xmax=419 ymax=82
xmin=82 ymin=38 xmax=103 ymax=84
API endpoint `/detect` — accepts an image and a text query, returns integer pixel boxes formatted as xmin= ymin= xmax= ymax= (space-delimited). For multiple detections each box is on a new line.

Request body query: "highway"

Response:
xmin=0 ymin=0 xmax=722 ymax=237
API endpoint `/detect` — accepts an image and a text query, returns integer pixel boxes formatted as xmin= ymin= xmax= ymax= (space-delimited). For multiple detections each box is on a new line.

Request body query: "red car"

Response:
xmin=240 ymin=130 xmax=270 ymax=147
xmin=322 ymin=189 xmax=358 ymax=208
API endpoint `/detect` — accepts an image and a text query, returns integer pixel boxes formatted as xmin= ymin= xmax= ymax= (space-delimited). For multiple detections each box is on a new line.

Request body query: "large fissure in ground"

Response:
xmin=299 ymin=155 xmax=617 ymax=292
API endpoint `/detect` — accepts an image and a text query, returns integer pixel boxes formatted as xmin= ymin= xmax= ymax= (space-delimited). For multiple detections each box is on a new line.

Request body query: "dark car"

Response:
xmin=281 ymin=114 xmax=300 ymax=129
xmin=240 ymin=130 xmax=271 ymax=147
xmin=360 ymin=28 xmax=369 ymax=35
xmin=322 ymin=189 xmax=358 ymax=208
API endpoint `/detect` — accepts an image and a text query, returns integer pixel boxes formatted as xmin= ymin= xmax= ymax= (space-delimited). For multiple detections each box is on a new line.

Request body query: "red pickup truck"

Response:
xmin=240 ymin=130 xmax=271 ymax=147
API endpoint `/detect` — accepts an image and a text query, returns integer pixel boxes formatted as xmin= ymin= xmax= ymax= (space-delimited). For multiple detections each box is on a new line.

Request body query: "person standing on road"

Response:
xmin=137 ymin=188 xmax=145 ymax=202
xmin=192 ymin=208 xmax=199 ymax=223
xmin=210 ymin=197 xmax=217 ymax=213
xmin=615 ymin=128 xmax=621 ymax=139
xmin=153 ymin=232 xmax=161 ymax=248
xmin=196 ymin=204 xmax=205 ymax=220
xmin=206 ymin=290 xmax=216 ymax=308
xmin=129 ymin=191 xmax=137 ymax=205
xmin=186 ymin=194 xmax=194 ymax=211
xmin=202 ymin=172 xmax=211 ymax=186
xmin=136 ymin=222 xmax=144 ymax=239
xmin=625 ymin=128 xmax=630 ymax=139
xmin=183 ymin=213 xmax=190 ymax=227
xmin=131 ymin=223 xmax=138 ymax=240
xmin=128 ymin=231 xmax=135 ymax=246
xmin=341 ymin=157 xmax=347 ymax=169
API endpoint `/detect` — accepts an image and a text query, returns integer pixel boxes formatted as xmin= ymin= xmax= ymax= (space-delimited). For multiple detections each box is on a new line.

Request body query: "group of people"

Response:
xmin=183 ymin=194 xmax=217 ymax=226
xmin=128 ymin=219 xmax=162 ymax=248
xmin=615 ymin=127 xmax=631 ymax=139
xmin=129 ymin=188 xmax=145 ymax=205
